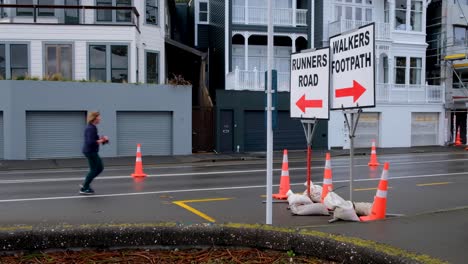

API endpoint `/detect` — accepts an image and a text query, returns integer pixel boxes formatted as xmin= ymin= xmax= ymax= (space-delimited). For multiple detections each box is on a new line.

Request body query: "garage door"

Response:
xmin=117 ymin=111 xmax=173 ymax=156
xmin=412 ymin=112 xmax=439 ymax=146
xmin=26 ymin=111 xmax=86 ymax=159
xmin=244 ymin=111 xmax=327 ymax=152
xmin=0 ymin=112 xmax=3 ymax=159
xmin=354 ymin=113 xmax=380 ymax=148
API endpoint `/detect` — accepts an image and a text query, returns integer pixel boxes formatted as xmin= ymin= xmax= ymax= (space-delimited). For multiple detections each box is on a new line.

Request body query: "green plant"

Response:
xmin=167 ymin=74 xmax=191 ymax=85
xmin=286 ymin=249 xmax=295 ymax=257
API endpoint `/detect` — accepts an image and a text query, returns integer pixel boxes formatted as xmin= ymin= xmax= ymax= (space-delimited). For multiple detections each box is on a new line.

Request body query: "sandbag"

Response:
xmin=287 ymin=190 xmax=313 ymax=207
xmin=332 ymin=201 xmax=360 ymax=222
xmin=290 ymin=203 xmax=330 ymax=216
xmin=353 ymin=202 xmax=373 ymax=216
xmin=323 ymin=191 xmax=346 ymax=210
xmin=303 ymin=182 xmax=323 ymax=203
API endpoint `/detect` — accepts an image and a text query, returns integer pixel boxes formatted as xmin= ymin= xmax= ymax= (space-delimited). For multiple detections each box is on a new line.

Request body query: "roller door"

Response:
xmin=26 ymin=111 xmax=86 ymax=159
xmin=117 ymin=111 xmax=173 ymax=156
xmin=244 ymin=111 xmax=327 ymax=152
xmin=354 ymin=113 xmax=380 ymax=148
xmin=412 ymin=113 xmax=439 ymax=146
xmin=0 ymin=112 xmax=3 ymax=159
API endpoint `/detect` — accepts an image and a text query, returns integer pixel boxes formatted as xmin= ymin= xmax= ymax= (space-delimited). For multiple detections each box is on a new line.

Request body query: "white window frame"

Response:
xmin=394 ymin=0 xmax=423 ymax=32
xmin=196 ymin=0 xmax=209 ymax=25
xmin=394 ymin=56 xmax=423 ymax=85
xmin=333 ymin=0 xmax=373 ymax=22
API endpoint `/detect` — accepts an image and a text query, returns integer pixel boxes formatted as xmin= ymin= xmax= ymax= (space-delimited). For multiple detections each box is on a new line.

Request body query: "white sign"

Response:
xmin=290 ymin=48 xmax=330 ymax=119
xmin=330 ymin=23 xmax=375 ymax=109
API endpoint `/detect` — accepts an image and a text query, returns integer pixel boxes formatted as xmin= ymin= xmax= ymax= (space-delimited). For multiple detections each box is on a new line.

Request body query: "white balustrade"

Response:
xmin=233 ymin=5 xmax=307 ymax=27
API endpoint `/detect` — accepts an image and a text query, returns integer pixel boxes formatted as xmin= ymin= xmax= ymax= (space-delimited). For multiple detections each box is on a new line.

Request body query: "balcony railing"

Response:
xmin=329 ymin=19 xmax=390 ymax=40
xmin=0 ymin=4 xmax=140 ymax=31
xmin=376 ymin=84 xmax=444 ymax=104
xmin=226 ymin=67 xmax=290 ymax=91
xmin=232 ymin=5 xmax=307 ymax=27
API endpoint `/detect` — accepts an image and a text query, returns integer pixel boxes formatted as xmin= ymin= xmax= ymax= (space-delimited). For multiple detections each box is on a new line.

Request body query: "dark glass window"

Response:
xmin=116 ymin=0 xmax=131 ymax=22
xmin=0 ymin=44 xmax=5 ymax=79
xmin=111 ymin=45 xmax=128 ymax=83
xmin=16 ymin=0 xmax=33 ymax=17
xmin=89 ymin=45 xmax=107 ymax=81
xmin=10 ymin=44 xmax=29 ymax=79
xmin=395 ymin=57 xmax=406 ymax=84
xmin=146 ymin=51 xmax=158 ymax=84
xmin=38 ymin=0 xmax=55 ymax=17
xmin=45 ymin=44 xmax=72 ymax=79
xmin=97 ymin=0 xmax=112 ymax=22
xmin=145 ymin=0 xmax=158 ymax=24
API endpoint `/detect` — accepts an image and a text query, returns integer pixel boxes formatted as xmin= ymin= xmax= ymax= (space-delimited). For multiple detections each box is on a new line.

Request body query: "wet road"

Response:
xmin=0 ymin=151 xmax=467 ymax=263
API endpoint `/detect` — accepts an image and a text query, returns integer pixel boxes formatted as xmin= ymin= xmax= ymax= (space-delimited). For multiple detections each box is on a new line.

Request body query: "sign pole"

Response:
xmin=343 ymin=108 xmax=362 ymax=201
xmin=301 ymin=118 xmax=318 ymax=200
xmin=265 ymin=0 xmax=273 ymax=225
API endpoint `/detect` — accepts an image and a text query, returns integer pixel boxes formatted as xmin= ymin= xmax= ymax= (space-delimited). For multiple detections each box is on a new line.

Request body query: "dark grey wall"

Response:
xmin=215 ymin=90 xmax=328 ymax=152
xmin=197 ymin=25 xmax=210 ymax=48
xmin=314 ymin=0 xmax=324 ymax=48
xmin=0 ymin=81 xmax=192 ymax=159
xmin=208 ymin=0 xmax=226 ymax=97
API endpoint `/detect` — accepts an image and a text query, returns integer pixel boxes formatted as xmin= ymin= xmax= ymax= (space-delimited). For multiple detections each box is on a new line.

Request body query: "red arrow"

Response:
xmin=296 ymin=95 xmax=323 ymax=113
xmin=335 ymin=80 xmax=366 ymax=103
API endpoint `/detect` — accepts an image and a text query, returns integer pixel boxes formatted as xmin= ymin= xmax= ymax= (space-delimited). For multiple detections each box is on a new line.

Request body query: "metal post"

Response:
xmin=343 ymin=108 xmax=362 ymax=201
xmin=301 ymin=119 xmax=317 ymax=201
xmin=266 ymin=0 xmax=273 ymax=225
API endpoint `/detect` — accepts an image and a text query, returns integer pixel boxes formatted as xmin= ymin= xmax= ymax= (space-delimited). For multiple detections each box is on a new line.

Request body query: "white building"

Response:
xmin=320 ymin=0 xmax=444 ymax=148
xmin=0 ymin=0 xmax=167 ymax=84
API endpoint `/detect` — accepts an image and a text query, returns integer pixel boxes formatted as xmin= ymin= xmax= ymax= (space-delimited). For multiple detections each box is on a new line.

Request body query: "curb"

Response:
xmin=0 ymin=223 xmax=446 ymax=264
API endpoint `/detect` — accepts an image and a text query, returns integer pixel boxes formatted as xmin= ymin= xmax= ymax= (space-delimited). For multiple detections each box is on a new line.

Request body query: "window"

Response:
xmin=333 ymin=0 xmax=372 ymax=22
xmin=0 ymin=0 xmax=5 ymax=19
xmin=146 ymin=51 xmax=159 ymax=84
xmin=116 ymin=0 xmax=131 ymax=22
xmin=410 ymin=0 xmax=422 ymax=31
xmin=384 ymin=1 xmax=389 ymax=23
xmin=0 ymin=44 xmax=5 ymax=79
xmin=97 ymin=0 xmax=112 ymax=22
xmin=383 ymin=56 xmax=388 ymax=83
xmin=198 ymin=1 xmax=208 ymax=23
xmin=395 ymin=0 xmax=422 ymax=31
xmin=410 ymin=57 xmax=422 ymax=84
xmin=45 ymin=44 xmax=72 ymax=79
xmin=65 ymin=0 xmax=80 ymax=24
xmin=16 ymin=0 xmax=33 ymax=16
xmin=395 ymin=57 xmax=406 ymax=84
xmin=97 ymin=0 xmax=132 ymax=23
xmin=395 ymin=0 xmax=406 ymax=30
xmin=38 ymin=0 xmax=55 ymax=17
xmin=89 ymin=44 xmax=128 ymax=83
xmin=454 ymin=26 xmax=467 ymax=46
xmin=0 ymin=43 xmax=29 ymax=79
xmin=394 ymin=56 xmax=423 ymax=85
xmin=111 ymin=45 xmax=128 ymax=82
xmin=10 ymin=44 xmax=28 ymax=78
xmin=146 ymin=0 xmax=158 ymax=25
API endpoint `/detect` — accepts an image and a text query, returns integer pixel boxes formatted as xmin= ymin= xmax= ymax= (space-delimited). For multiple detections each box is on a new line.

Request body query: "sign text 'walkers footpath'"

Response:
xmin=290 ymin=47 xmax=330 ymax=119
xmin=329 ymin=23 xmax=375 ymax=109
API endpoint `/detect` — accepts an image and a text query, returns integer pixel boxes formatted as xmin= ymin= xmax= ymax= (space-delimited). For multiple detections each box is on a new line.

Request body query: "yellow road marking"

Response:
xmin=172 ymin=198 xmax=233 ymax=223
xmin=354 ymin=187 xmax=393 ymax=191
xmin=417 ymin=182 xmax=452 ymax=187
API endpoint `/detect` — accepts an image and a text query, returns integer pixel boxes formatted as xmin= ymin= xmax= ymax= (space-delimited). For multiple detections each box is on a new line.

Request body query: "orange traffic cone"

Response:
xmin=455 ymin=127 xmax=462 ymax=146
xmin=360 ymin=162 xmax=389 ymax=222
xmin=321 ymin=153 xmax=333 ymax=203
xmin=273 ymin=149 xmax=290 ymax=200
xmin=368 ymin=140 xmax=380 ymax=167
xmin=131 ymin=144 xmax=147 ymax=177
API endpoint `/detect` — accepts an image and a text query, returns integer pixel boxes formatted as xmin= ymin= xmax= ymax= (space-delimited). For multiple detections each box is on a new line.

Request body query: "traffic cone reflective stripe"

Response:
xmin=360 ymin=162 xmax=389 ymax=222
xmin=368 ymin=140 xmax=380 ymax=167
xmin=321 ymin=153 xmax=333 ymax=203
xmin=131 ymin=144 xmax=147 ymax=178
xmin=273 ymin=149 xmax=290 ymax=200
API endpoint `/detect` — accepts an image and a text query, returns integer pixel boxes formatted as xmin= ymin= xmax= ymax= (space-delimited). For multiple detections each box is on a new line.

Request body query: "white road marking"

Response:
xmin=0 ymin=171 xmax=466 ymax=203
xmin=0 ymin=158 xmax=467 ymax=184
xmin=0 ymin=151 xmax=465 ymax=175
